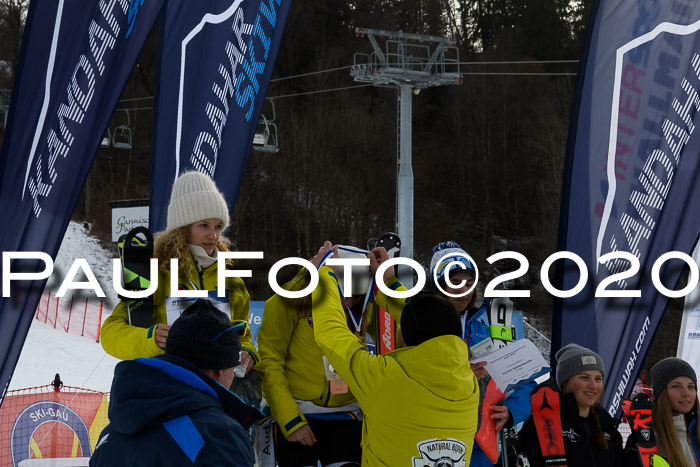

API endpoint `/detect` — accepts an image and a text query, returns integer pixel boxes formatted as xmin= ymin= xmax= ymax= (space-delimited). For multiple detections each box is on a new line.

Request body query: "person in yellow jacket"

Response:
xmin=101 ymin=171 xmax=258 ymax=369
xmin=257 ymin=245 xmax=406 ymax=466
xmin=311 ymin=242 xmax=479 ymax=466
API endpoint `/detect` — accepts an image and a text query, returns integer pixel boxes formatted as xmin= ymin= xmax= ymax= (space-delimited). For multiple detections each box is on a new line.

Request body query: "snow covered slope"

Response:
xmin=9 ymin=222 xmax=120 ymax=392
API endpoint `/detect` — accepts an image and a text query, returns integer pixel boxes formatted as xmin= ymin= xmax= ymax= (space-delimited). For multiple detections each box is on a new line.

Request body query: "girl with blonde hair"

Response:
xmin=649 ymin=357 xmax=700 ymax=467
xmin=101 ymin=171 xmax=258 ymax=370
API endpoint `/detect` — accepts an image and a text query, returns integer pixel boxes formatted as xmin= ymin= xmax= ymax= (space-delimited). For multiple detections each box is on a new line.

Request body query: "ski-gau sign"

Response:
xmin=554 ymin=1 xmax=700 ymax=418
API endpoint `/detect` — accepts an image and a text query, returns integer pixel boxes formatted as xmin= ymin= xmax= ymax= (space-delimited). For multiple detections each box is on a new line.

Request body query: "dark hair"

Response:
xmin=165 ymin=299 xmax=242 ymax=369
xmin=589 ymin=406 xmax=608 ymax=451
xmin=400 ymin=291 xmax=461 ymax=346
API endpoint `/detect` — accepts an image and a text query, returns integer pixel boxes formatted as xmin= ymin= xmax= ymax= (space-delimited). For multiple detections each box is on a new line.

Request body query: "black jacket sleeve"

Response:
xmin=517 ymin=415 xmax=544 ymax=467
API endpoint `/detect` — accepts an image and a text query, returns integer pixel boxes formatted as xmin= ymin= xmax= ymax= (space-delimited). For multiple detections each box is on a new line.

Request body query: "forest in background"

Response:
xmin=0 ymin=0 xmax=685 ymax=371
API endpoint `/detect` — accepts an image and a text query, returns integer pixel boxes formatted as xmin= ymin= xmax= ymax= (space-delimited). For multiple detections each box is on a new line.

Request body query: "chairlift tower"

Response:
xmin=351 ymin=28 xmax=461 ymax=286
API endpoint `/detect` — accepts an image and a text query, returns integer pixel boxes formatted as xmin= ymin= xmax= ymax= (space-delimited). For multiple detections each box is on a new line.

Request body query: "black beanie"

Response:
xmin=165 ymin=299 xmax=242 ymax=370
xmin=400 ymin=291 xmax=462 ymax=347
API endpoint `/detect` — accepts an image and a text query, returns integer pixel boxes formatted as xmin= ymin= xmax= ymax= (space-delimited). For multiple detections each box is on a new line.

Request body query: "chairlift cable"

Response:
xmin=462 ymin=72 xmax=576 ymax=76
xmin=116 ymin=65 xmax=578 ymax=109
xmin=119 ymin=96 xmax=154 ymax=103
xmin=115 ymin=59 xmax=579 ymax=106
xmin=270 ymin=65 xmax=353 ymax=82
xmin=458 ymin=60 xmax=578 ymax=65
xmin=269 ymin=83 xmax=374 ymax=99
xmin=116 ymin=106 xmax=153 ymax=111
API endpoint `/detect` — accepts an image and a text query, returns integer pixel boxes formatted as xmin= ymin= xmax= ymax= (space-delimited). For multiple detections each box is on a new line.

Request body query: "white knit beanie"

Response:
xmin=166 ymin=171 xmax=229 ymax=232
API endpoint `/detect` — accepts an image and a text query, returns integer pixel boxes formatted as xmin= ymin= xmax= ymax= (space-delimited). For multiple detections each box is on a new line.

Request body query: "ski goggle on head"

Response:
xmin=211 ymin=320 xmax=247 ymax=343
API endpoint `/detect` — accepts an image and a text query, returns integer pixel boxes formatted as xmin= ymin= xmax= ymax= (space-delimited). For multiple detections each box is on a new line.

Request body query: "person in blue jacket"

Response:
xmin=429 ymin=241 xmax=537 ymax=466
xmin=90 ymin=299 xmax=262 ymax=466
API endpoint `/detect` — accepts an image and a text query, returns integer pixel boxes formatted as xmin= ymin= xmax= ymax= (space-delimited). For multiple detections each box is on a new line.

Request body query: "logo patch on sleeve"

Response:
xmin=412 ymin=438 xmax=467 ymax=466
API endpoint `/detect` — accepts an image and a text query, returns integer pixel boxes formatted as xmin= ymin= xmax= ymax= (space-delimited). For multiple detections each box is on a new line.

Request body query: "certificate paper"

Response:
xmin=471 ymin=338 xmax=550 ymax=393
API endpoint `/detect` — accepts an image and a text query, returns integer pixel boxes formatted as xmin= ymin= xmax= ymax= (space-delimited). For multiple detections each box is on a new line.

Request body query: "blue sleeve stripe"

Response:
xmin=284 ymin=415 xmax=304 ymax=432
xmin=163 ymin=415 xmax=205 ymax=463
xmin=135 ymin=358 xmax=217 ymax=399
xmin=388 ymin=279 xmax=403 ymax=291
xmin=147 ymin=325 xmax=156 ymax=339
xmin=305 ymin=411 xmax=357 ymax=421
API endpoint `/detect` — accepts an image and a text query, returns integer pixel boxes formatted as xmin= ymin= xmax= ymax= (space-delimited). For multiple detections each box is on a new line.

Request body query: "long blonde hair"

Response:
xmin=153 ymin=225 xmax=231 ymax=274
xmin=653 ymin=388 xmax=700 ymax=467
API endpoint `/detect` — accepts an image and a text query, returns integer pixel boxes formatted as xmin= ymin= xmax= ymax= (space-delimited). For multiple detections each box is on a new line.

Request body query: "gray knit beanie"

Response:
xmin=165 ymin=299 xmax=242 ymax=370
xmin=651 ymin=357 xmax=697 ymax=399
xmin=555 ymin=343 xmax=605 ymax=388
xmin=166 ymin=171 xmax=229 ymax=232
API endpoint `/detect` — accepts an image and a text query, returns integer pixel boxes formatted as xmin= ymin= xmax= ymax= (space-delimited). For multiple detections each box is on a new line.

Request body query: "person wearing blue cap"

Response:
xmin=429 ymin=241 xmax=537 ymax=466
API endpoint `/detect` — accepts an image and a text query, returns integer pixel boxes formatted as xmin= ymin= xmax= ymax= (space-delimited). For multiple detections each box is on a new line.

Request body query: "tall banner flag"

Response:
xmin=0 ymin=0 xmax=164 ymax=406
xmin=554 ymin=0 xmax=700 ymax=417
xmin=678 ymin=240 xmax=700 ymax=369
xmin=149 ymin=0 xmax=292 ymax=232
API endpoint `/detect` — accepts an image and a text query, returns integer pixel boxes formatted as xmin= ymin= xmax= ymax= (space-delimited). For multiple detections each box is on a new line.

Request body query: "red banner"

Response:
xmin=0 ymin=386 xmax=108 ymax=466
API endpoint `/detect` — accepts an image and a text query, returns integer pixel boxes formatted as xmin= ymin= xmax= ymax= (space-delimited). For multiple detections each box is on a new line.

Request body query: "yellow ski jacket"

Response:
xmin=313 ymin=266 xmax=479 ymax=466
xmin=257 ymin=269 xmax=407 ymax=438
xmin=101 ymin=255 xmax=257 ymax=363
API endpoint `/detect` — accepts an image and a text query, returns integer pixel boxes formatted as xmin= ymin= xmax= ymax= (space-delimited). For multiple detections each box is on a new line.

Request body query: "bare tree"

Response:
xmin=0 ymin=0 xmax=28 ymax=80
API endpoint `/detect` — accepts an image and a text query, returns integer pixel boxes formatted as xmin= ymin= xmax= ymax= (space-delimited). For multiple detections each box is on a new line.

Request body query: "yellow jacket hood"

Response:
xmin=390 ymin=335 xmax=475 ymax=403
xmin=312 ymin=266 xmax=479 ymax=466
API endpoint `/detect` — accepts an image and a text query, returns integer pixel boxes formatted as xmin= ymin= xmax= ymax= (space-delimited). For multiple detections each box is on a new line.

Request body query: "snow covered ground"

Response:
xmin=9 ymin=222 xmax=120 ymax=393
xmin=9 ymin=319 xmax=120 ymax=393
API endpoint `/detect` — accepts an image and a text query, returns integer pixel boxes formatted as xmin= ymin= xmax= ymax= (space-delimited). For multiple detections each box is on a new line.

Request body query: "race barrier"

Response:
xmin=33 ymin=293 xmax=103 ymax=343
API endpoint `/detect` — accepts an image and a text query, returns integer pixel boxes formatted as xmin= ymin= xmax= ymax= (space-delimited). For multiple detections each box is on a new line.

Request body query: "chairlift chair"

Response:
xmin=252 ymin=115 xmax=279 ymax=153
xmin=101 ymin=128 xmax=111 ymax=148
xmin=112 ymin=125 xmax=132 ymax=149
xmin=112 ymin=109 xmax=132 ymax=150
xmin=252 ymin=99 xmax=280 ymax=153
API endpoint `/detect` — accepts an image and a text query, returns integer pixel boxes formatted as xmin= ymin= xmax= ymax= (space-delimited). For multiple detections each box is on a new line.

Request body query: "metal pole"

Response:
xmin=67 ymin=296 xmax=73 ymax=332
xmin=44 ymin=292 xmax=50 ymax=323
xmin=397 ymin=84 xmax=414 ymax=287
xmin=81 ymin=298 xmax=88 ymax=337
xmin=96 ymin=301 xmax=103 ymax=343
